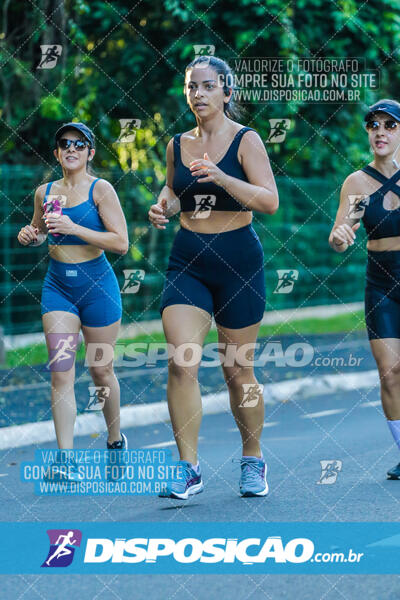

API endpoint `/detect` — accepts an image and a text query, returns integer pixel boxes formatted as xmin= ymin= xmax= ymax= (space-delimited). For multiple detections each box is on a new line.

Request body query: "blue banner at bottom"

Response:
xmin=1 ymin=522 xmax=399 ymax=574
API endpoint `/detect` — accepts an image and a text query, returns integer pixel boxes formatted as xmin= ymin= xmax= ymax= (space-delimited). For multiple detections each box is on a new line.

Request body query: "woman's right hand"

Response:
xmin=148 ymin=197 xmax=169 ymax=230
xmin=332 ymin=222 xmax=360 ymax=247
xmin=17 ymin=225 xmax=39 ymax=246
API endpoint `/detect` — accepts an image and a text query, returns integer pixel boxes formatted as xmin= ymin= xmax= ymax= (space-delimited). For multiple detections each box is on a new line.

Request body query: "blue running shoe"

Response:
xmin=234 ymin=456 xmax=269 ymax=497
xmin=106 ymin=432 xmax=128 ymax=481
xmin=387 ymin=462 xmax=400 ymax=480
xmin=159 ymin=460 xmax=203 ymax=500
xmin=43 ymin=454 xmax=81 ymax=483
xmin=107 ymin=432 xmax=128 ymax=451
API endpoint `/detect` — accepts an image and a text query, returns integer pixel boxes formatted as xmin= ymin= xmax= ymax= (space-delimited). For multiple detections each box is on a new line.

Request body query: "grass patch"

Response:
xmin=5 ymin=310 xmax=366 ymax=369
xmin=257 ymin=310 xmax=366 ymax=337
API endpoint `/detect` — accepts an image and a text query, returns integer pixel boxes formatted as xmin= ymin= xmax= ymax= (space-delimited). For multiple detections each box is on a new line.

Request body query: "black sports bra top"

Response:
xmin=172 ymin=127 xmax=256 ymax=212
xmin=360 ymin=165 xmax=400 ymax=240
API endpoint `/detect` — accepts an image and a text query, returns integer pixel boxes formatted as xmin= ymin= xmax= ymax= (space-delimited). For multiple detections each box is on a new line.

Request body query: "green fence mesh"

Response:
xmin=0 ymin=165 xmax=367 ymax=335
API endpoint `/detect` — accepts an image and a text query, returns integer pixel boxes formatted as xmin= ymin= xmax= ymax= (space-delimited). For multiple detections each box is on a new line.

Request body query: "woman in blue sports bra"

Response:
xmin=329 ymin=99 xmax=400 ymax=481
xmin=148 ymin=56 xmax=279 ymax=499
xmin=17 ymin=122 xmax=129 ymax=474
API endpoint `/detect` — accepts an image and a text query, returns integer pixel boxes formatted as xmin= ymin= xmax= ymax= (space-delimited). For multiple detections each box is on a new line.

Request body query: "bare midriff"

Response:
xmin=180 ymin=210 xmax=252 ymax=233
xmin=367 ymin=236 xmax=400 ymax=251
xmin=48 ymin=244 xmax=103 ymax=263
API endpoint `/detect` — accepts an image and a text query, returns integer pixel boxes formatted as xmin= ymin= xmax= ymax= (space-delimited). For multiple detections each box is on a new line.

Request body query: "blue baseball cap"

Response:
xmin=364 ymin=99 xmax=400 ymax=123
xmin=55 ymin=122 xmax=95 ymax=148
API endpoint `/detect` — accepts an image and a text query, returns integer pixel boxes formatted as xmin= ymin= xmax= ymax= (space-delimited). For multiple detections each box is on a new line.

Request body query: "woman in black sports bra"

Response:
xmin=148 ymin=55 xmax=279 ymax=499
xmin=329 ymin=99 xmax=400 ymax=481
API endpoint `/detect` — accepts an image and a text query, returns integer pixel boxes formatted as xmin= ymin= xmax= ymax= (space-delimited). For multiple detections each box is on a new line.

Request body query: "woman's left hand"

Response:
xmin=44 ymin=214 xmax=78 ymax=236
xmin=189 ymin=153 xmax=228 ymax=186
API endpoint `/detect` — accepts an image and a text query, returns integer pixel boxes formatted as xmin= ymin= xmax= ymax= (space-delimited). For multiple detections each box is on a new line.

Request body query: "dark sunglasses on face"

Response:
xmin=365 ymin=119 xmax=399 ymax=131
xmin=57 ymin=138 xmax=90 ymax=151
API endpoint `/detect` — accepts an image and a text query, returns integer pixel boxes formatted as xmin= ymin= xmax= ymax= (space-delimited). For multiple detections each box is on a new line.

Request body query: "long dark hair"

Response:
xmin=184 ymin=55 xmax=243 ymax=121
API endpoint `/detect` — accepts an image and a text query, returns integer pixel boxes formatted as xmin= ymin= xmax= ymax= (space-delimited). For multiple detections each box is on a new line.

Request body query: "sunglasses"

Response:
xmin=365 ymin=119 xmax=399 ymax=131
xmin=57 ymin=138 xmax=90 ymax=150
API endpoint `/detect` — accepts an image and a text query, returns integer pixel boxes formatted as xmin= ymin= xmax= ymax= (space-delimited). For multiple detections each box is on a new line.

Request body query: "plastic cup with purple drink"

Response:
xmin=43 ymin=195 xmax=63 ymax=237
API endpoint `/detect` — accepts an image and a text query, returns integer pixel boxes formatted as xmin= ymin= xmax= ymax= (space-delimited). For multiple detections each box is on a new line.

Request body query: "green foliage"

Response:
xmin=1 ymin=0 xmax=399 ymax=179
xmin=40 ymin=96 xmax=64 ymax=119
xmin=0 ymin=0 xmax=398 ymax=334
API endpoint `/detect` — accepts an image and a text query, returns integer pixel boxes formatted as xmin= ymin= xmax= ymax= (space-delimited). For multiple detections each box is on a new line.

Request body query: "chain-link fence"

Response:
xmin=0 ymin=165 xmax=367 ymax=335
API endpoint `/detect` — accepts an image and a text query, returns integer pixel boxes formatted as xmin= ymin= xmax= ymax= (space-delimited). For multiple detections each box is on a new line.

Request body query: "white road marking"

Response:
xmin=301 ymin=409 xmax=346 ymax=419
xmin=143 ymin=437 xmax=204 ymax=449
xmin=228 ymin=421 xmax=279 ymax=433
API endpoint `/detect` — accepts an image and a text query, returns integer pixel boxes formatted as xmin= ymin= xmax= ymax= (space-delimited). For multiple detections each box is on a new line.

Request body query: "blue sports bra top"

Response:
xmin=172 ymin=126 xmax=256 ymax=212
xmin=43 ymin=178 xmax=106 ymax=245
xmin=360 ymin=165 xmax=400 ymax=240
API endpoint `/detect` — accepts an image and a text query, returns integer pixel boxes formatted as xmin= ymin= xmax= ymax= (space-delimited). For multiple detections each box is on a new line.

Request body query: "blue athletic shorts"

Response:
xmin=41 ymin=253 xmax=122 ymax=327
xmin=159 ymin=224 xmax=266 ymax=329
xmin=365 ymin=249 xmax=400 ymax=340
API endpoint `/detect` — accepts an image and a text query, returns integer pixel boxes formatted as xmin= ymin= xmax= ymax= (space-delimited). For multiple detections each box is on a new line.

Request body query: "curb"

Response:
xmin=0 ymin=368 xmax=379 ymax=450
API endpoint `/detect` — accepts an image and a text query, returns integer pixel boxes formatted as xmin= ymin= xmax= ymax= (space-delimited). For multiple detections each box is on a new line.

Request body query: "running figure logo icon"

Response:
xmin=85 ymin=386 xmax=110 ymax=411
xmin=121 ymin=269 xmax=145 ymax=294
xmin=43 ymin=194 xmax=66 ymax=213
xmin=274 ymin=270 xmax=299 ymax=294
xmin=41 ymin=529 xmax=82 ymax=568
xmin=117 ymin=119 xmax=142 ymax=143
xmin=193 ymin=45 xmax=215 ymax=65
xmin=46 ymin=333 xmax=80 ymax=372
xmin=191 ymin=195 xmax=216 ymax=219
xmin=266 ymin=119 xmax=291 ymax=143
xmin=239 ymin=384 xmax=264 ymax=408
xmin=317 ymin=460 xmax=343 ymax=484
xmin=37 ymin=45 xmax=62 ymax=69
xmin=347 ymin=194 xmax=370 ymax=219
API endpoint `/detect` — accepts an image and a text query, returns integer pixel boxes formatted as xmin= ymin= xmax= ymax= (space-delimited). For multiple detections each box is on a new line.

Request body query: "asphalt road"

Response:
xmin=1 ymin=378 xmax=400 ymax=597
xmin=0 ymin=331 xmax=399 ymax=598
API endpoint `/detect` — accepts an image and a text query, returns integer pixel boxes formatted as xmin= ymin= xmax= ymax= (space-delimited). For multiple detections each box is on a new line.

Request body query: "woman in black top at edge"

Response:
xmin=148 ymin=56 xmax=279 ymax=499
xmin=329 ymin=99 xmax=400 ymax=481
